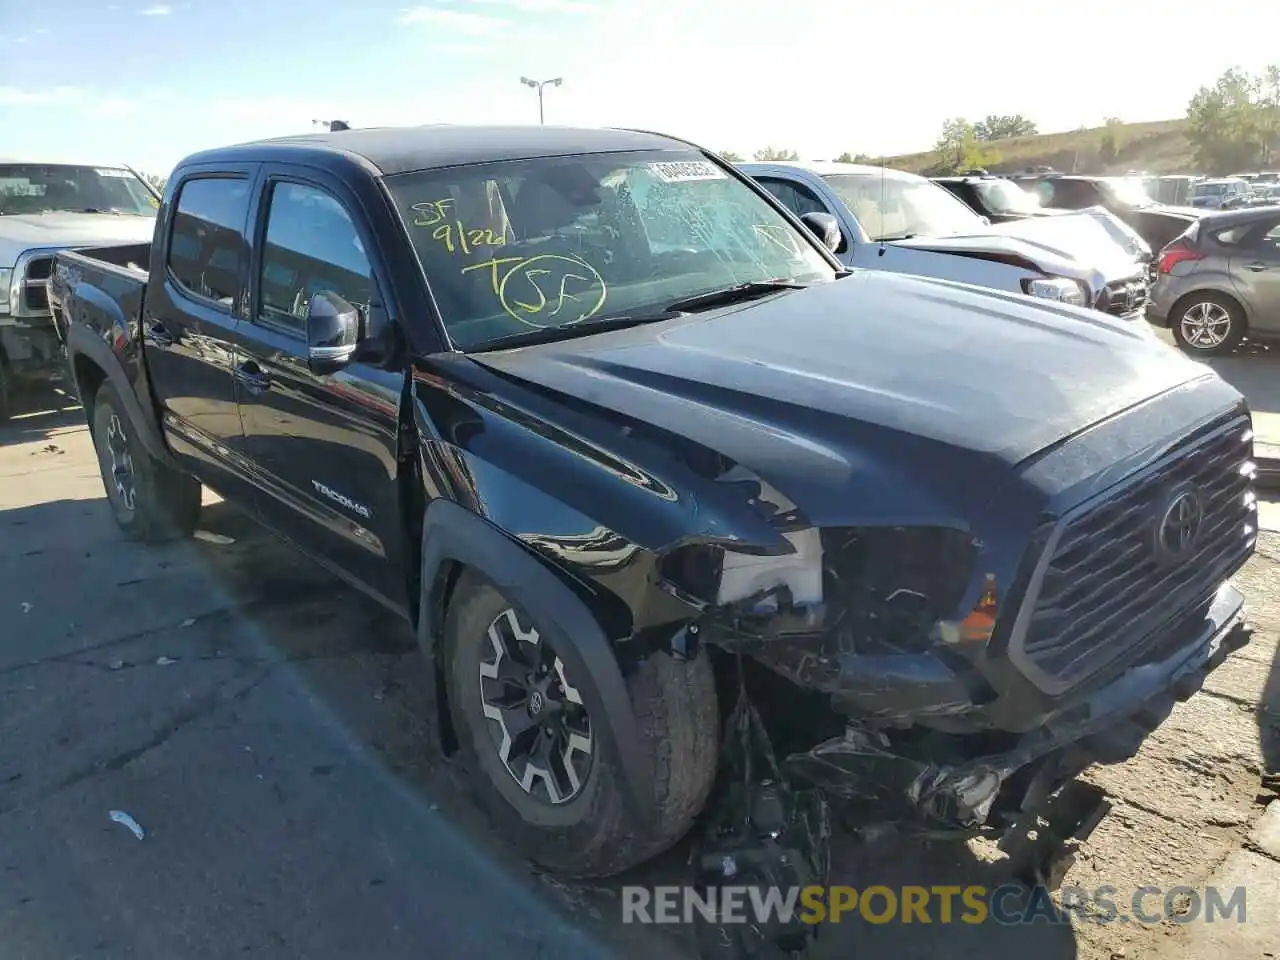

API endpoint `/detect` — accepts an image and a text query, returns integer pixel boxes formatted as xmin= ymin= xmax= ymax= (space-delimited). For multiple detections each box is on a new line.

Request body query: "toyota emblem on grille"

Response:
xmin=1156 ymin=490 xmax=1204 ymax=561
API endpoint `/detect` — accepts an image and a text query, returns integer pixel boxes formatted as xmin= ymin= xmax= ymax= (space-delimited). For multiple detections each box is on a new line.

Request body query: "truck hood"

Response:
xmin=0 ymin=212 xmax=156 ymax=267
xmin=471 ymin=271 xmax=1208 ymax=516
xmin=892 ymin=213 xmax=1143 ymax=286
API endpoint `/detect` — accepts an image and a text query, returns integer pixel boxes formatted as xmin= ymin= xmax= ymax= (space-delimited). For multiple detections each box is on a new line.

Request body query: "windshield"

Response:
xmin=973 ymin=179 xmax=1043 ymax=215
xmin=1100 ymin=178 xmax=1154 ymax=207
xmin=386 ymin=150 xmax=835 ymax=350
xmin=0 ymin=164 xmax=157 ymax=216
xmin=820 ymin=173 xmax=983 ymax=240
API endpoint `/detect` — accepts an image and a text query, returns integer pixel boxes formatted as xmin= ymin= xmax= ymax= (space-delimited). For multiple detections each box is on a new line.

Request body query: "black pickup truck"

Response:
xmin=50 ymin=126 xmax=1257 ymax=901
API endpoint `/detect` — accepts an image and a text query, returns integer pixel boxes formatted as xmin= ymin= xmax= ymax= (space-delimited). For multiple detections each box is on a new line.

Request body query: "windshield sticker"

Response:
xmin=647 ymin=161 xmax=726 ymax=184
xmin=461 ymin=254 xmax=607 ymax=328
xmin=94 ymin=168 xmax=134 ymax=178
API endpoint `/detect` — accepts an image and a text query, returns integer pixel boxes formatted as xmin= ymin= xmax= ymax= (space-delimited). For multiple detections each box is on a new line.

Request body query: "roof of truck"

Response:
xmin=182 ymin=125 xmax=690 ymax=177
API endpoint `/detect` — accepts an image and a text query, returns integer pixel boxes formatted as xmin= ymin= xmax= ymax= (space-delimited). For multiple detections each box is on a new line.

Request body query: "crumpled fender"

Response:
xmin=416 ymin=498 xmax=657 ymax=830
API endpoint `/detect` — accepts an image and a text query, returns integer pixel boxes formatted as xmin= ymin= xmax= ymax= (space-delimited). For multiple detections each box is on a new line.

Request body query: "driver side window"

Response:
xmin=257 ymin=181 xmax=374 ymax=336
xmin=757 ymin=178 xmax=827 ymax=218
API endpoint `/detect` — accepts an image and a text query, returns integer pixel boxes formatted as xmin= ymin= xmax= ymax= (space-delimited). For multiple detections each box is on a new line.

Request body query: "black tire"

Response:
xmin=1170 ymin=292 xmax=1245 ymax=357
xmin=443 ymin=569 xmax=719 ymax=878
xmin=90 ymin=381 xmax=202 ymax=542
xmin=0 ymin=358 xmax=9 ymax=424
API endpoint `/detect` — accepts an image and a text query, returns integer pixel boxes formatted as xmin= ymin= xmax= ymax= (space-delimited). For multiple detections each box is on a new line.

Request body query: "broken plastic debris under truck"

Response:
xmin=681 ymin=404 xmax=1258 ymax=852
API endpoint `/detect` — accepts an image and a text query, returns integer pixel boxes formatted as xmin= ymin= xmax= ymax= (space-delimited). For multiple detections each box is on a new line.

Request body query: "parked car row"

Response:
xmin=0 ymin=161 xmax=158 ymax=420
xmin=739 ymin=161 xmax=1155 ymax=322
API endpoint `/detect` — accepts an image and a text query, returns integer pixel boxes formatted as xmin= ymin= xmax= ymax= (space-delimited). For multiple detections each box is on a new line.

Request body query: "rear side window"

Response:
xmin=167 ymin=177 xmax=251 ymax=308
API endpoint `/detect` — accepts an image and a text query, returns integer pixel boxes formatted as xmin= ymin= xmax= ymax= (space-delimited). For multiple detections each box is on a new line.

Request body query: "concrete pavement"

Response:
xmin=3 ymin=370 xmax=1279 ymax=960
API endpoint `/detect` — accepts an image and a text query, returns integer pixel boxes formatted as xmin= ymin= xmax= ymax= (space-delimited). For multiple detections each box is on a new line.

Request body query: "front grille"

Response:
xmin=1014 ymin=416 xmax=1255 ymax=691
xmin=1095 ymin=276 xmax=1150 ymax=317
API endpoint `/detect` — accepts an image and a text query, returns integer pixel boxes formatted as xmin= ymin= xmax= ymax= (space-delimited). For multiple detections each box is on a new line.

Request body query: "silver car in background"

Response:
xmin=1147 ymin=206 xmax=1280 ymax=355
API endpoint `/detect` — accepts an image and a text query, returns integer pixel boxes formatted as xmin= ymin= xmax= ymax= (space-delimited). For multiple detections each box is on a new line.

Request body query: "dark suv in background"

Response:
xmin=1014 ymin=174 xmax=1201 ymax=253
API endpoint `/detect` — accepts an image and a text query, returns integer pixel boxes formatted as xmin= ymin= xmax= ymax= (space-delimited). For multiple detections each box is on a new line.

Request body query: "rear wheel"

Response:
xmin=1171 ymin=293 xmax=1244 ymax=356
xmin=443 ymin=570 xmax=719 ymax=877
xmin=90 ymin=382 xmax=202 ymax=542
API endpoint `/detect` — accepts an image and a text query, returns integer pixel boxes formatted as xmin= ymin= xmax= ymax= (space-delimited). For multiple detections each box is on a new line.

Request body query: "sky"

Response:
xmin=2 ymin=0 xmax=1278 ymax=177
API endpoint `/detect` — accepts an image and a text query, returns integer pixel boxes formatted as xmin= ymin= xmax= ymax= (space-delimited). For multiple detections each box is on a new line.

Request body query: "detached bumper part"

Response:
xmin=784 ymin=583 xmax=1251 ymax=832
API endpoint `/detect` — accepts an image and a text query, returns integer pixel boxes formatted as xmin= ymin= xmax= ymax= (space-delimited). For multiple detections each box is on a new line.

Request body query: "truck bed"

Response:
xmin=48 ymin=243 xmax=151 ymax=348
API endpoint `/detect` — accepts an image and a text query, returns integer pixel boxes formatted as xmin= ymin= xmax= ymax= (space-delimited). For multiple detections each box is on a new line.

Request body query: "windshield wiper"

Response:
xmin=663 ymin=279 xmax=807 ymax=314
xmin=469 ymin=312 xmax=680 ymax=352
xmin=872 ymin=233 xmax=920 ymax=241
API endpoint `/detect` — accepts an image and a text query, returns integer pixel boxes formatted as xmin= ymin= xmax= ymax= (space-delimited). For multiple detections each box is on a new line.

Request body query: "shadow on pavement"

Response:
xmin=1 ymin=490 xmax=1084 ymax=959
xmin=0 ymin=385 xmax=84 ymax=447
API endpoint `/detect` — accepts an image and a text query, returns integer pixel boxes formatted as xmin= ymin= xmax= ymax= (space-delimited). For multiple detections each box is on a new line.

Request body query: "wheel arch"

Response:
xmin=64 ymin=324 xmax=177 ymax=468
xmin=416 ymin=499 xmax=658 ymax=830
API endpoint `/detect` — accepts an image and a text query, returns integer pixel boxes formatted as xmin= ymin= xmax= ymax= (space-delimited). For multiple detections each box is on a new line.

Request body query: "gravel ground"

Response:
xmin=2 ymin=395 xmax=1277 ymax=960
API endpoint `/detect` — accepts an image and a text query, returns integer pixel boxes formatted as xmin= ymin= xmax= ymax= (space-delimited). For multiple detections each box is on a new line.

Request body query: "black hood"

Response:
xmin=469 ymin=271 xmax=1207 ymax=526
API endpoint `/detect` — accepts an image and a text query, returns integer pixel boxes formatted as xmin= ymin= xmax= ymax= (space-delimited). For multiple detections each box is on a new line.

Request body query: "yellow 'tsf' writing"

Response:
xmin=461 ymin=254 xmax=607 ymax=328
xmin=412 ymin=197 xmax=507 ymax=254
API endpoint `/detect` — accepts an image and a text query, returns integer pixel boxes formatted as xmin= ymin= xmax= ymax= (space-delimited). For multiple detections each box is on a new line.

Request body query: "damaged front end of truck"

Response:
xmin=634 ymin=439 xmax=1254 ymax=952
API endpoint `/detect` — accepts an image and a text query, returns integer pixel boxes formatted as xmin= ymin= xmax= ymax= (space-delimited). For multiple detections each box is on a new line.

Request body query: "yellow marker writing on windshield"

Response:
xmin=461 ymin=254 xmax=607 ymax=328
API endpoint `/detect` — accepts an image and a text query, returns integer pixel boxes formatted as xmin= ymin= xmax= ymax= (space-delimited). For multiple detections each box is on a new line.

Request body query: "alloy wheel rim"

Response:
xmin=478 ymin=607 xmax=593 ymax=805
xmin=1179 ymin=301 xmax=1232 ymax=349
xmin=105 ymin=413 xmax=137 ymax=512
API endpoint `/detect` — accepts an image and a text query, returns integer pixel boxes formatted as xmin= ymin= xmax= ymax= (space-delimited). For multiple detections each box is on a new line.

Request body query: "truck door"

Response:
xmin=142 ymin=166 xmax=258 ymax=507
xmin=229 ymin=169 xmax=409 ymax=610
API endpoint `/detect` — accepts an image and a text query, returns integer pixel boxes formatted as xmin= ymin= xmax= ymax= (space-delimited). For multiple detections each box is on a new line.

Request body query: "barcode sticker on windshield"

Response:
xmin=648 ymin=161 xmax=726 ymax=183
xmin=95 ymin=168 xmax=133 ymax=178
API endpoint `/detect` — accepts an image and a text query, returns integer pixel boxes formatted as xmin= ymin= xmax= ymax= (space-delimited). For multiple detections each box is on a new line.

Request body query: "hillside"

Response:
xmin=884 ymin=118 xmax=1197 ymax=176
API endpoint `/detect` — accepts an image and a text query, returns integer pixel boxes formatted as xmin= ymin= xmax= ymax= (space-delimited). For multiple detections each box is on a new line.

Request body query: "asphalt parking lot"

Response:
xmin=2 ymin=372 xmax=1279 ymax=960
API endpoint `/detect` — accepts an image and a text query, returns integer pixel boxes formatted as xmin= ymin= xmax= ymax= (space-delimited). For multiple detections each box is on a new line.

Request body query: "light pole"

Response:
xmin=519 ymin=76 xmax=562 ymax=125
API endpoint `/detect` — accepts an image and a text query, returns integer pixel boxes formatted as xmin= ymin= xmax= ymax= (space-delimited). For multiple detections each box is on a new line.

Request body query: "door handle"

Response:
xmin=144 ymin=319 xmax=175 ymax=347
xmin=233 ymin=360 xmax=271 ymax=395
xmin=1245 ymin=262 xmax=1271 ymax=272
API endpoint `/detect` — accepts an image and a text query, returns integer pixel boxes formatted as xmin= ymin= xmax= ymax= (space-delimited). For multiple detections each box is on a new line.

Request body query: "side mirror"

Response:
xmin=798 ymin=211 xmax=845 ymax=254
xmin=306 ymin=290 xmax=361 ymax=375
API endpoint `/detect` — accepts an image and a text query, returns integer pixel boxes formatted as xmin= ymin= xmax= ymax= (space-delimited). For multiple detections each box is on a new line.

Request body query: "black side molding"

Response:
xmin=417 ymin=499 xmax=656 ymax=830
xmin=65 ymin=322 xmax=178 ymax=469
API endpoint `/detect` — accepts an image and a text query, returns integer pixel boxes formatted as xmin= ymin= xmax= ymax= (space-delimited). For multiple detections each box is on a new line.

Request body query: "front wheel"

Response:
xmin=1171 ymin=293 xmax=1244 ymax=356
xmin=90 ymin=381 xmax=202 ymax=542
xmin=443 ymin=570 xmax=719 ymax=878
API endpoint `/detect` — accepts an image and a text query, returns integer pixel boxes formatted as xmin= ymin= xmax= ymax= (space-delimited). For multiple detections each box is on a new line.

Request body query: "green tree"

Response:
xmin=974 ymin=114 xmax=1037 ymax=141
xmin=835 ymin=151 xmax=855 ymax=163
xmin=142 ymin=173 xmax=167 ymax=194
xmin=753 ymin=146 xmax=799 ymax=161
xmin=933 ymin=118 xmax=993 ymax=173
xmin=1185 ymin=65 xmax=1280 ymax=173
xmin=719 ymin=149 xmax=743 ymax=162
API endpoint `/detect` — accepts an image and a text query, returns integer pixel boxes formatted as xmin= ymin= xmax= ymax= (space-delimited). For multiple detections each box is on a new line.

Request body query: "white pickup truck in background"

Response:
xmin=0 ymin=161 xmax=157 ymax=420
xmin=739 ymin=160 xmax=1154 ymax=323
